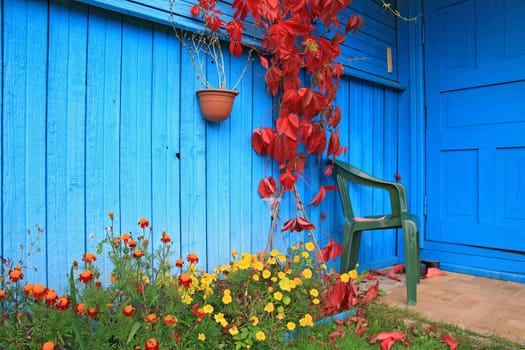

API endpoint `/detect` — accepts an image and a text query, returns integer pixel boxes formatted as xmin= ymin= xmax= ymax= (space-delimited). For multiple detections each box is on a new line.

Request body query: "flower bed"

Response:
xmin=0 ymin=214 xmax=375 ymax=349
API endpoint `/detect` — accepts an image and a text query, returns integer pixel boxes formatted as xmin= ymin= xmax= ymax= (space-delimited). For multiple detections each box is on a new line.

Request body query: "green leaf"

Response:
xmin=126 ymin=322 xmax=142 ymax=344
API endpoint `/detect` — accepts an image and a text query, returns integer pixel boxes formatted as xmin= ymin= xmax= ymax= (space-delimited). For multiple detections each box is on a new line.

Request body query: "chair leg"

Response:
xmin=401 ymin=220 xmax=419 ymax=306
xmin=340 ymin=226 xmax=362 ymax=273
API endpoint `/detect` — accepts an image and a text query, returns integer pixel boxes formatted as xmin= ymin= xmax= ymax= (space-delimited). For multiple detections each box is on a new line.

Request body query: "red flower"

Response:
xmin=133 ymin=250 xmax=144 ymax=259
xmin=191 ymin=303 xmax=206 ymax=318
xmin=79 ymin=269 xmax=93 ymax=283
xmin=128 ymin=239 xmax=137 ymax=249
xmin=145 ymin=313 xmax=158 ymax=323
xmin=119 ymin=233 xmax=131 ymax=243
xmin=175 ymin=258 xmax=184 ymax=268
xmin=41 ymin=341 xmax=55 ymax=350
xmin=187 ymin=253 xmax=199 ymax=264
xmin=32 ymin=284 xmax=47 ymax=299
xmin=24 ymin=283 xmax=34 ymax=296
xmin=45 ymin=289 xmax=58 ymax=305
xmin=190 ymin=4 xmax=200 ymax=17
xmin=10 ymin=267 xmax=23 ymax=283
xmin=82 ymin=252 xmax=97 ymax=264
xmin=178 ymin=273 xmax=192 ymax=288
xmin=161 ymin=231 xmax=171 ymax=243
xmin=164 ymin=314 xmax=177 ymax=326
xmin=75 ymin=303 xmax=87 ymax=316
xmin=0 ymin=289 xmax=5 ymax=300
xmin=123 ymin=304 xmax=134 ymax=317
xmin=55 ymin=295 xmax=70 ymax=311
xmin=87 ymin=307 xmax=97 ymax=319
xmin=138 ymin=217 xmax=149 ymax=229
xmin=145 ymin=338 xmax=159 ymax=350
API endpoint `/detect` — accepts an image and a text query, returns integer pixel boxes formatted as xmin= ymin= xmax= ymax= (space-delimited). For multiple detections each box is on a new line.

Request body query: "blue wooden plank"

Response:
xmin=46 ymin=1 xmax=89 ymax=288
xmin=179 ymin=37 xmax=208 ymax=268
xmin=85 ymin=7 xmax=123 ymax=278
xmin=2 ymin=0 xmax=48 ymax=284
xmin=150 ymin=27 xmax=181 ymax=254
xmin=119 ymin=17 xmax=153 ymax=232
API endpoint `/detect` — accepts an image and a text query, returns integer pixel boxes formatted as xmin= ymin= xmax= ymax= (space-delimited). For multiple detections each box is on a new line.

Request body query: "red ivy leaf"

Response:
xmin=360 ymin=281 xmax=379 ymax=305
xmin=190 ymin=5 xmax=200 ymax=17
xmin=308 ymin=187 xmax=326 ymax=206
xmin=280 ymin=216 xmax=315 ymax=232
xmin=324 ymin=164 xmax=334 ymax=176
xmin=259 ymin=56 xmax=269 ymax=69
xmin=317 ymin=240 xmax=342 ymax=262
xmin=318 ymin=212 xmax=327 ymax=222
xmin=279 ymin=169 xmax=297 ymax=191
xmin=296 ymin=216 xmax=315 ymax=230
xmin=441 ymin=335 xmax=458 ymax=350
xmin=257 ymin=176 xmax=277 ymax=198
xmin=369 ymin=331 xmax=408 ymax=350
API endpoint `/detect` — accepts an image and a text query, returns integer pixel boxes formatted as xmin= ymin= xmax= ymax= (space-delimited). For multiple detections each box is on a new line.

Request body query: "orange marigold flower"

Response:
xmin=0 ymin=289 xmax=5 ymax=300
xmin=41 ymin=341 xmax=55 ymax=350
xmin=87 ymin=307 xmax=97 ymax=319
xmin=79 ymin=269 xmax=93 ymax=283
xmin=123 ymin=304 xmax=134 ymax=317
xmin=55 ymin=295 xmax=70 ymax=311
xmin=32 ymin=284 xmax=47 ymax=299
xmin=109 ymin=274 xmax=116 ymax=282
xmin=24 ymin=283 xmax=34 ymax=296
xmin=163 ymin=314 xmax=177 ymax=326
xmin=132 ymin=250 xmax=144 ymax=259
xmin=82 ymin=252 xmax=97 ymax=264
xmin=119 ymin=233 xmax=131 ymax=243
xmin=10 ymin=269 xmax=23 ymax=283
xmin=175 ymin=258 xmax=184 ymax=268
xmin=145 ymin=313 xmax=158 ymax=323
xmin=145 ymin=338 xmax=159 ymax=350
xmin=75 ymin=303 xmax=87 ymax=316
xmin=178 ymin=273 xmax=192 ymax=288
xmin=138 ymin=217 xmax=149 ymax=229
xmin=128 ymin=239 xmax=137 ymax=249
xmin=45 ymin=289 xmax=58 ymax=305
xmin=160 ymin=231 xmax=171 ymax=243
xmin=187 ymin=253 xmax=199 ymax=264
xmin=108 ymin=211 xmax=114 ymax=220
xmin=95 ymin=279 xmax=102 ymax=288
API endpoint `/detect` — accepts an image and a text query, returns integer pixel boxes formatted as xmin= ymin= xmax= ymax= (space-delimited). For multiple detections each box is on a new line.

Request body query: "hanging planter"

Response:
xmin=196 ymin=88 xmax=239 ymax=122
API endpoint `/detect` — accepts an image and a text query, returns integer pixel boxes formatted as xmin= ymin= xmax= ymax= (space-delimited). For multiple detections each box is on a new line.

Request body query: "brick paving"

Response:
xmin=375 ymin=269 xmax=525 ymax=346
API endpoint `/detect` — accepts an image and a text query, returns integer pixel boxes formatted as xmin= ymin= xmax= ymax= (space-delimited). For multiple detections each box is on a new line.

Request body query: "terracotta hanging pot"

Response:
xmin=196 ymin=88 xmax=239 ymax=122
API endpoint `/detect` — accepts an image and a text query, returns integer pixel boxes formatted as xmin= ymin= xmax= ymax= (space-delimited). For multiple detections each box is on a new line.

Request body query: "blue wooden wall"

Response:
xmin=1 ymin=0 xmax=407 ymax=291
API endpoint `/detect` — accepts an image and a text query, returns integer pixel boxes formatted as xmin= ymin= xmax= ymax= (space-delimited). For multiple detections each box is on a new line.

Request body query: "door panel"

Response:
xmin=425 ymin=0 xmax=525 ymax=253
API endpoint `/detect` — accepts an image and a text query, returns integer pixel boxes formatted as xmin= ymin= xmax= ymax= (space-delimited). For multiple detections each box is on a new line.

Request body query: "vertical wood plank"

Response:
xmin=120 ymin=17 xmax=153 ymax=232
xmin=2 ymin=0 xmax=48 ymax=284
xmin=179 ymin=37 xmax=208 ymax=267
xmin=85 ymin=7 xmax=123 ymax=277
xmin=150 ymin=27 xmax=181 ymax=254
xmin=46 ymin=0 xmax=89 ymax=287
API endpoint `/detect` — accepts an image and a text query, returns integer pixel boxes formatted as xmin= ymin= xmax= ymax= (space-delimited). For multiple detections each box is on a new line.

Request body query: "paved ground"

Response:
xmin=375 ymin=268 xmax=525 ymax=346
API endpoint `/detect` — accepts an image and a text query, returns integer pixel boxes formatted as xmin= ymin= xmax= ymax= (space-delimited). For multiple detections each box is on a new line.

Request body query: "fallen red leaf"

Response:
xmin=425 ymin=267 xmax=447 ymax=278
xmin=369 ymin=331 xmax=408 ymax=350
xmin=441 ymin=335 xmax=458 ymax=350
xmin=317 ymin=240 xmax=342 ymax=263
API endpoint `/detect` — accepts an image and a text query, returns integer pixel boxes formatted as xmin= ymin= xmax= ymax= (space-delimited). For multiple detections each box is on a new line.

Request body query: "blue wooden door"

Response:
xmin=424 ymin=0 xmax=525 ymax=279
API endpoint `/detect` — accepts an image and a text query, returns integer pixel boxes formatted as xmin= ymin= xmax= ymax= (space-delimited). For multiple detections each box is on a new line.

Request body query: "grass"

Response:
xmin=287 ymin=301 xmax=523 ymax=349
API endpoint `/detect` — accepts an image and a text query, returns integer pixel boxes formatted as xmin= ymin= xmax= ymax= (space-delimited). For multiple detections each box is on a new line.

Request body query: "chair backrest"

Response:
xmin=333 ymin=160 xmax=406 ymax=220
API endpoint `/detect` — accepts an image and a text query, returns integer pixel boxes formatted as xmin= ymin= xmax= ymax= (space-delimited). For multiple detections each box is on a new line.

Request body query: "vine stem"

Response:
xmin=265 ymin=187 xmax=285 ymax=253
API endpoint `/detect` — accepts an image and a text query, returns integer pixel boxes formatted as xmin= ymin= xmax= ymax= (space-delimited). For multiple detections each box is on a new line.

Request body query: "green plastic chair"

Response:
xmin=333 ymin=160 xmax=420 ymax=306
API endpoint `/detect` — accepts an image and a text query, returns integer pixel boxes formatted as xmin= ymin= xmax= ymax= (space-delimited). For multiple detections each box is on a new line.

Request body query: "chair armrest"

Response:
xmin=334 ymin=160 xmax=408 ymax=217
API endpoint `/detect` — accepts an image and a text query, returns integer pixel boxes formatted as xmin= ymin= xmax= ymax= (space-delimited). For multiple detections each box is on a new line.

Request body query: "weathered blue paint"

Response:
xmin=1 ymin=0 xmax=405 ymax=290
xmin=423 ymin=0 xmax=525 ymax=282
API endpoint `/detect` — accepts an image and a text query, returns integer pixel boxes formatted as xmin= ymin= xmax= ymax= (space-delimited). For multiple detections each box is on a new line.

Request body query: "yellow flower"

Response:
xmin=279 ymin=277 xmax=292 ymax=292
xmin=291 ymin=244 xmax=297 ymax=251
xmin=299 ymin=314 xmax=314 ymax=327
xmin=214 ymin=313 xmax=228 ymax=327
xmin=277 ymin=254 xmax=287 ymax=262
xmin=252 ymin=273 xmax=260 ymax=281
xmin=222 ymin=290 xmax=232 ymax=305
xmin=277 ymin=312 xmax=285 ymax=320
xmin=256 ymin=331 xmax=266 ymax=341
xmin=273 ymin=291 xmax=283 ymax=301
xmin=293 ymin=255 xmax=300 ymax=263
xmin=309 ymin=288 xmax=319 ymax=297
xmin=229 ymin=326 xmax=239 ymax=336
xmin=203 ymin=304 xmax=214 ymax=314
xmin=301 ymin=251 xmax=309 ymax=259
xmin=250 ymin=316 xmax=259 ymax=326
xmin=267 ymin=257 xmax=277 ymax=265
xmin=305 ymin=242 xmax=315 ymax=251
xmin=262 ymin=270 xmax=271 ymax=279
xmin=270 ymin=249 xmax=280 ymax=257
xmin=287 ymin=322 xmax=296 ymax=331
xmin=340 ymin=273 xmax=350 ymax=283
xmin=198 ymin=333 xmax=206 ymax=341
xmin=253 ymin=260 xmax=264 ymax=271
xmin=181 ymin=293 xmax=193 ymax=305
xmin=349 ymin=269 xmax=358 ymax=279
xmin=231 ymin=250 xmax=238 ymax=259
xmin=302 ymin=268 xmax=313 ymax=279
xmin=278 ymin=271 xmax=286 ymax=280
xmin=271 ymin=276 xmax=278 ymax=282
xmin=312 ymin=298 xmax=320 ymax=305
xmin=264 ymin=302 xmax=274 ymax=313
